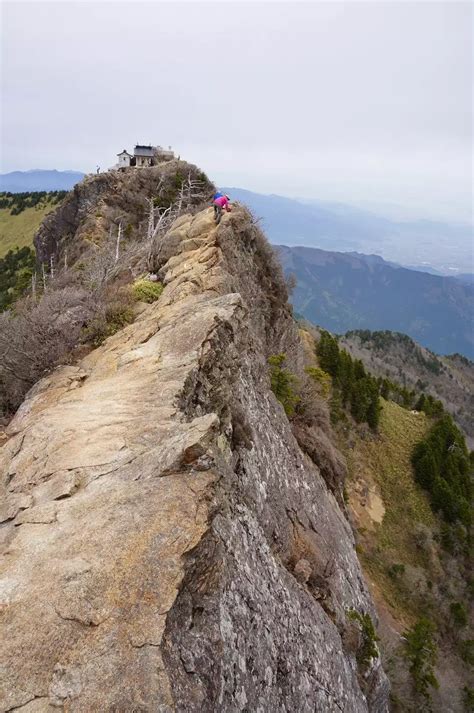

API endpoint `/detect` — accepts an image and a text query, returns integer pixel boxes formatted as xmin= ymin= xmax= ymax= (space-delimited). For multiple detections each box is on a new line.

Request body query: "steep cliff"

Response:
xmin=1 ymin=202 xmax=389 ymax=711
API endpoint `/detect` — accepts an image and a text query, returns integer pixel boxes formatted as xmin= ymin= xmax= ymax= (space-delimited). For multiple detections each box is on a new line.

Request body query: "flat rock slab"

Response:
xmin=0 ymin=211 xmax=233 ymax=711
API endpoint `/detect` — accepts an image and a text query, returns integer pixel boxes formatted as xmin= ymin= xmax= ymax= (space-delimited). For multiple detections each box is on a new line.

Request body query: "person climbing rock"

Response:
xmin=212 ymin=192 xmax=231 ymax=224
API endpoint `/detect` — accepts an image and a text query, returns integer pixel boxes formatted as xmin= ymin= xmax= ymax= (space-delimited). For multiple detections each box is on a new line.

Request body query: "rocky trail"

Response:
xmin=0 ymin=206 xmax=389 ymax=711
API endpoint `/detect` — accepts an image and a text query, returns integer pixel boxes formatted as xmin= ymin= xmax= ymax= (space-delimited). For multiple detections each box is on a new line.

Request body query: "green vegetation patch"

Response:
xmin=463 ymin=686 xmax=474 ymax=712
xmin=459 ymin=639 xmax=474 ymax=666
xmin=403 ymin=617 xmax=439 ymax=703
xmin=268 ymin=353 xmax=300 ymax=417
xmin=305 ymin=365 xmax=331 ymax=398
xmin=411 ymin=414 xmax=473 ymax=529
xmin=414 ymin=393 xmax=444 ymax=418
xmin=0 ymin=191 xmax=67 ymax=215
xmin=450 ymin=601 xmax=468 ymax=628
xmin=131 ymin=278 xmax=163 ymax=303
xmin=317 ymin=329 xmax=382 ymax=429
xmin=347 ymin=609 xmax=380 ymax=671
xmin=0 ymin=246 xmax=36 ymax=311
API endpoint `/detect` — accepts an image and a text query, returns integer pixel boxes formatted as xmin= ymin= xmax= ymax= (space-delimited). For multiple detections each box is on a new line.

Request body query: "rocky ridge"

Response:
xmin=0 ymin=205 xmax=389 ymax=711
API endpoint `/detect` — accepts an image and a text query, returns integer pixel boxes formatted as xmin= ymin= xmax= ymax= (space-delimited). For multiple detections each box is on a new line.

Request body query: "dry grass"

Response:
xmin=364 ymin=400 xmax=434 ymax=546
xmin=345 ymin=399 xmax=436 ymax=619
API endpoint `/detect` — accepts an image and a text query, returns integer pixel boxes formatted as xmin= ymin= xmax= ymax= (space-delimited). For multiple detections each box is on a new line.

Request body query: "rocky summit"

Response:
xmin=1 ymin=203 xmax=389 ymax=711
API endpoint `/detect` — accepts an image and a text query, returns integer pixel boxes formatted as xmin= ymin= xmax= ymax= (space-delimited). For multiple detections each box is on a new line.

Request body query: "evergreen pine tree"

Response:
xmin=317 ymin=331 xmax=340 ymax=378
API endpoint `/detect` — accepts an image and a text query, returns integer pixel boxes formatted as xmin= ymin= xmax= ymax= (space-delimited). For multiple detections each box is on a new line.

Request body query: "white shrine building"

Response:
xmin=114 ymin=144 xmax=174 ymax=170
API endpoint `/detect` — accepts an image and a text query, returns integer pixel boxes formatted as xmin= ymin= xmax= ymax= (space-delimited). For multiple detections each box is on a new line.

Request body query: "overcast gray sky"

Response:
xmin=1 ymin=0 xmax=472 ymax=221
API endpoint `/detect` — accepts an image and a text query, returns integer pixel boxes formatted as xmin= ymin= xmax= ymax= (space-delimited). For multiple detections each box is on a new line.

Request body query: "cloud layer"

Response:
xmin=1 ymin=1 xmax=472 ymax=221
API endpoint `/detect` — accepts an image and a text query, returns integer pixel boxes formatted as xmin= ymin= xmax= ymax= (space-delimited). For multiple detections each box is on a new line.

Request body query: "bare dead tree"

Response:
xmin=155 ymin=176 xmax=164 ymax=194
xmin=151 ymin=206 xmax=173 ymax=239
xmin=115 ymin=222 xmax=122 ymax=263
xmin=146 ymin=198 xmax=155 ymax=241
xmin=286 ymin=272 xmax=297 ymax=295
xmin=144 ymin=173 xmax=210 ymax=271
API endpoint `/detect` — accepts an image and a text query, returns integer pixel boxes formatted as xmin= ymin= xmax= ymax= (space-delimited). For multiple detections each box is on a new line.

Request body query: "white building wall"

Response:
xmin=118 ymin=154 xmax=131 ymax=167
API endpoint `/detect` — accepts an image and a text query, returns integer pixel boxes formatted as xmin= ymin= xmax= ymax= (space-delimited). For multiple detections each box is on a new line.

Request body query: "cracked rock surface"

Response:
xmin=0 ymin=207 xmax=389 ymax=711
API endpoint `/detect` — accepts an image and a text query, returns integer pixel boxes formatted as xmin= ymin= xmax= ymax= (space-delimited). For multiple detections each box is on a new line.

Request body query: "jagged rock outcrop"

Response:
xmin=1 ymin=205 xmax=389 ymax=711
xmin=34 ymin=161 xmax=213 ymax=267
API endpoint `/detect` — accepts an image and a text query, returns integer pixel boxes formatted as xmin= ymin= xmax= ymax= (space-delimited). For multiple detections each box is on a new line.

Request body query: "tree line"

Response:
xmin=316 ymin=330 xmax=382 ymax=429
xmin=347 ymin=329 xmax=444 ymax=375
xmin=0 ymin=191 xmax=67 ymax=215
xmin=269 ymin=331 xmax=442 ymax=433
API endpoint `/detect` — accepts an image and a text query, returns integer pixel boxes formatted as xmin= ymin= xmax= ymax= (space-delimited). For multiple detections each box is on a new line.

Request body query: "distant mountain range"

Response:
xmin=277 ymin=245 xmax=474 ymax=359
xmin=224 ymin=186 xmax=473 ymax=276
xmin=2 ymin=175 xmax=471 ymax=276
xmin=0 ymin=170 xmax=85 ymax=192
xmin=2 ymin=172 xmax=472 ymax=356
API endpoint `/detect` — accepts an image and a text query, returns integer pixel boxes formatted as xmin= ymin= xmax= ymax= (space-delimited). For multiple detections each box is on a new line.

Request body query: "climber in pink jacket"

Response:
xmin=213 ymin=192 xmax=231 ymax=224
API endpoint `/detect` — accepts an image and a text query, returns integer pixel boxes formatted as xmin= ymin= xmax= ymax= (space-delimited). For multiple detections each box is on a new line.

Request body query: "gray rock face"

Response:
xmin=1 ymin=207 xmax=389 ymax=711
